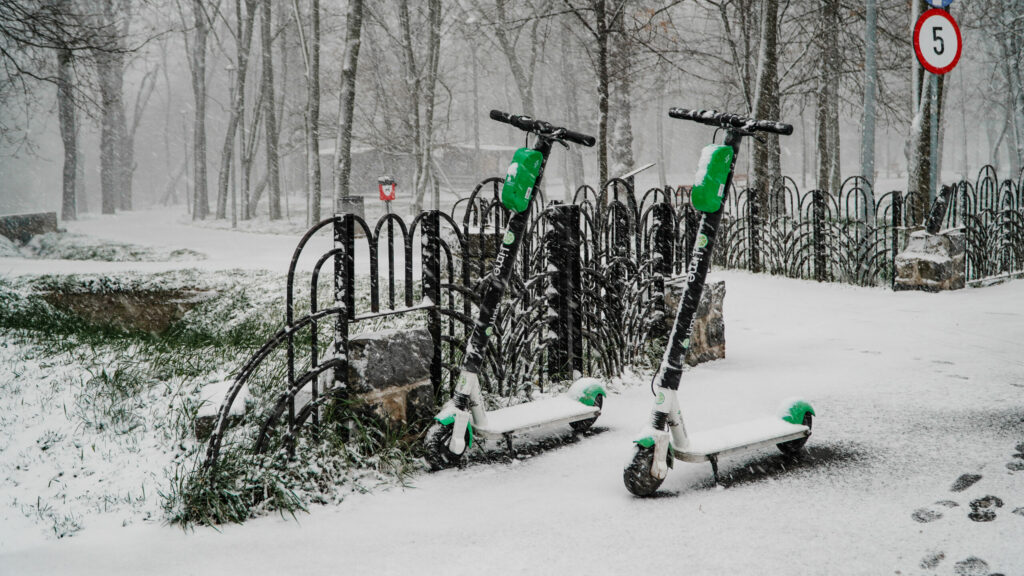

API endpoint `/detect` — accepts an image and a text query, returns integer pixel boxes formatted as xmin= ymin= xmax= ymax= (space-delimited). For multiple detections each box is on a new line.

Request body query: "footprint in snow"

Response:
xmin=919 ymin=550 xmax=945 ymax=569
xmin=952 ymin=556 xmax=992 ymax=576
xmin=912 ymin=500 xmax=959 ymax=523
xmin=951 ymin=474 xmax=982 ymax=492
xmin=967 ymin=495 xmax=1003 ymax=522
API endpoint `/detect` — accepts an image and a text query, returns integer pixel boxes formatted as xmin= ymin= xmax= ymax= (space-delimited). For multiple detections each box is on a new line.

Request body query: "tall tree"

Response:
xmin=216 ymin=0 xmax=257 ymax=220
xmin=751 ymin=0 xmax=781 ymax=212
xmin=332 ymin=0 xmax=364 ymax=208
xmin=816 ymin=0 xmax=841 ymax=194
xmin=261 ymin=0 xmax=282 ymax=219
xmin=291 ymin=0 xmax=321 ymax=223
xmin=609 ymin=7 xmax=634 ymax=177
xmin=91 ymin=0 xmax=131 ymax=214
xmin=182 ymin=0 xmax=209 ymax=219
xmin=57 ymin=43 xmax=76 ymax=220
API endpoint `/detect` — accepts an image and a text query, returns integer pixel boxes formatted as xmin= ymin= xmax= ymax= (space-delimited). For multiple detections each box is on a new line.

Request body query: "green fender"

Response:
xmin=568 ymin=378 xmax=607 ymax=407
xmin=780 ymin=399 xmax=815 ymax=425
xmin=434 ymin=414 xmax=474 ymax=449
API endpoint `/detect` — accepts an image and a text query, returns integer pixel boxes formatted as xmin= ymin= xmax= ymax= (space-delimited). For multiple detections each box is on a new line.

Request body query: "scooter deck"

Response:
xmin=475 ymin=396 xmax=599 ymax=437
xmin=672 ymin=417 xmax=809 ymax=463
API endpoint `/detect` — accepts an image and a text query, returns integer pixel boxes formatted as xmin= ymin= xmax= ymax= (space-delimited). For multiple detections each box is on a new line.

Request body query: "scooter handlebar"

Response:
xmin=668 ymin=108 xmax=793 ymax=136
xmin=489 ymin=109 xmax=595 ymax=147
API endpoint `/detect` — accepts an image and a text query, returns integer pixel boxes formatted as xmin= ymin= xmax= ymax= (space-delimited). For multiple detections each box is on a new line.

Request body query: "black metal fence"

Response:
xmin=203 ymin=165 xmax=1024 ymax=467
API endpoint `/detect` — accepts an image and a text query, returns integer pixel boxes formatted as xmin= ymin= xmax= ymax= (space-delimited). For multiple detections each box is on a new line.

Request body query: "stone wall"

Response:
xmin=894 ymin=229 xmax=965 ymax=292
xmin=661 ymin=277 xmax=726 ymax=366
xmin=0 ymin=212 xmax=57 ymax=244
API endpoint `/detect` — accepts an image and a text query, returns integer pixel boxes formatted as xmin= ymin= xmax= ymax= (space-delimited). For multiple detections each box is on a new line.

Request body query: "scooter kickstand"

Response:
xmin=709 ymin=455 xmax=720 ymax=486
xmin=504 ymin=432 xmax=515 ymax=458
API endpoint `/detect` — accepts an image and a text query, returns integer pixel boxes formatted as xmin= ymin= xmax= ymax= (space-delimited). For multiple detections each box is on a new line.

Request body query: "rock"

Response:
xmin=662 ymin=277 xmax=726 ymax=366
xmin=347 ymin=328 xmax=433 ymax=393
xmin=194 ymin=380 xmax=250 ymax=440
xmin=321 ymin=328 xmax=435 ymax=425
xmin=894 ymin=229 xmax=965 ymax=292
xmin=0 ymin=212 xmax=57 ymax=244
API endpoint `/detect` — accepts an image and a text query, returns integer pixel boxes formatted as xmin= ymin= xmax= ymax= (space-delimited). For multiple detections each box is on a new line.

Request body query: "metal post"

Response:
xmin=891 ymin=191 xmax=902 ymax=289
xmin=929 ymin=73 xmax=939 ymax=204
xmin=422 ymin=210 xmax=443 ymax=397
xmin=333 ymin=213 xmax=354 ymax=389
xmin=750 ymin=196 xmax=761 ymax=273
xmin=545 ymin=203 xmax=579 ymax=382
xmin=813 ymin=189 xmax=826 ymax=282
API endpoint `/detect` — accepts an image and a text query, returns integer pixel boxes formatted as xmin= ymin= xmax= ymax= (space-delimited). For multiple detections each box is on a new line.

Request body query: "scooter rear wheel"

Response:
xmin=425 ymin=422 xmax=470 ymax=471
xmin=623 ymin=445 xmax=669 ymax=497
xmin=570 ymin=394 xmax=604 ymax=433
xmin=777 ymin=413 xmax=812 ymax=455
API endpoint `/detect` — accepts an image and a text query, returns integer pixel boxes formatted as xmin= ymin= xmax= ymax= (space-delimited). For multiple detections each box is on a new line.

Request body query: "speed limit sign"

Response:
xmin=914 ymin=9 xmax=962 ymax=75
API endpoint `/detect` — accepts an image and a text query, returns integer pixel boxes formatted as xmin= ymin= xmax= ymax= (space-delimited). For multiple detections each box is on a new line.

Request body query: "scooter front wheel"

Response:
xmin=425 ymin=421 xmax=470 ymax=471
xmin=623 ymin=445 xmax=669 ymax=497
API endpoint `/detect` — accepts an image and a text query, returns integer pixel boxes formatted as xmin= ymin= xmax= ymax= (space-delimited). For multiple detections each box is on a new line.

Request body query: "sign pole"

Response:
xmin=929 ymin=72 xmax=939 ymax=204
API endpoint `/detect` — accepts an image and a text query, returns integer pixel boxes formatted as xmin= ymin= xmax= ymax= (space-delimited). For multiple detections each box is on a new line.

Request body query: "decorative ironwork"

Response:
xmin=203 ymin=165 xmax=1024 ymax=472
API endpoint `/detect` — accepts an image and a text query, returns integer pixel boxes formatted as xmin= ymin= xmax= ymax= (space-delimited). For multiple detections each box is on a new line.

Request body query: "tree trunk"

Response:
xmin=216 ymin=0 xmax=257 ymax=220
xmin=560 ymin=26 xmax=585 ymax=190
xmin=861 ymin=0 xmax=878 ymax=186
xmin=261 ymin=0 xmax=282 ymax=220
xmin=816 ymin=0 xmax=841 ymax=194
xmin=418 ymin=0 xmax=442 ymax=211
xmin=751 ymin=0 xmax=780 ymax=213
xmin=609 ymin=10 xmax=634 ymax=178
xmin=332 ymin=0 xmax=364 ymax=209
xmin=492 ymin=0 xmax=536 ymax=115
xmin=189 ymin=0 xmax=209 ymax=219
xmin=596 ymin=0 xmax=610 ymax=186
xmin=57 ymin=47 xmax=76 ymax=221
xmin=398 ymin=0 xmax=421 ymax=211
xmin=308 ymin=0 xmax=321 ymax=222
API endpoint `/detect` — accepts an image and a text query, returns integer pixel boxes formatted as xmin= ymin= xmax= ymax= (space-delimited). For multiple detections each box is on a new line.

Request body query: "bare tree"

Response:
xmin=261 ymin=0 xmax=281 ymax=219
xmin=215 ymin=0 xmax=257 ymax=220
xmin=751 ymin=0 xmax=780 ymax=211
xmin=332 ymin=0 xmax=364 ymax=208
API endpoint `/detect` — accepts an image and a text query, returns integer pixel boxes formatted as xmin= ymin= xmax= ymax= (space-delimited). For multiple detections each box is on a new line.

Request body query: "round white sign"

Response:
xmin=914 ymin=9 xmax=962 ymax=75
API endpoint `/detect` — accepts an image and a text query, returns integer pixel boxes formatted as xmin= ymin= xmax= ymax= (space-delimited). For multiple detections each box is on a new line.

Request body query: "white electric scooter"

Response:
xmin=425 ymin=110 xmax=606 ymax=470
xmin=623 ymin=108 xmax=815 ymax=496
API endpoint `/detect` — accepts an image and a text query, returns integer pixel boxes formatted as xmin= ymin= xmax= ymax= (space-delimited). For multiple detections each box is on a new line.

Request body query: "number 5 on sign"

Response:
xmin=914 ymin=9 xmax=962 ymax=75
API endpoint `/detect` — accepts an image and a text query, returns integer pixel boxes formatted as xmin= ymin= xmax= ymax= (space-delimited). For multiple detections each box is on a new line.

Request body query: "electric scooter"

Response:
xmin=623 ymin=108 xmax=815 ymax=496
xmin=426 ymin=110 xmax=605 ymax=470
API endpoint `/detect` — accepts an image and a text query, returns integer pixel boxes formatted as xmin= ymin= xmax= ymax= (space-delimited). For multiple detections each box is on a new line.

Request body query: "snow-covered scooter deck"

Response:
xmin=475 ymin=396 xmax=602 ymax=437
xmin=673 ymin=417 xmax=809 ymax=463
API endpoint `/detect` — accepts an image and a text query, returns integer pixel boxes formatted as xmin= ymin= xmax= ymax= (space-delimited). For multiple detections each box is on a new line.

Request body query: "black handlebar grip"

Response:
xmin=562 ymin=129 xmax=596 ymax=147
xmin=490 ymin=109 xmax=511 ymax=124
xmin=752 ymin=120 xmax=794 ymax=136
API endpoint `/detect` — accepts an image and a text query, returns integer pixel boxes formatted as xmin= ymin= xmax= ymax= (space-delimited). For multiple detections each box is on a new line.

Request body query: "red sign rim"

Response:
xmin=913 ymin=9 xmax=962 ymax=75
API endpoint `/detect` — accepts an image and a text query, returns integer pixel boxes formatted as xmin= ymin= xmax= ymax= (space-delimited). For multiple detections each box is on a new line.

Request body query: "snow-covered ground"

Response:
xmin=1 ymin=208 xmax=1023 ymax=575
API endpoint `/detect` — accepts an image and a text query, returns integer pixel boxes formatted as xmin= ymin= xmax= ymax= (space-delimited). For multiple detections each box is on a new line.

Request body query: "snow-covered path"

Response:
xmin=3 ymin=269 xmax=1023 ymax=575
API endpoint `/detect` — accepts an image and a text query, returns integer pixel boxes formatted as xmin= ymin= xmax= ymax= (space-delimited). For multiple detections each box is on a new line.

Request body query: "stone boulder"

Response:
xmin=894 ymin=229 xmax=965 ymax=292
xmin=661 ymin=277 xmax=726 ymax=366
xmin=322 ymin=328 xmax=435 ymax=424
